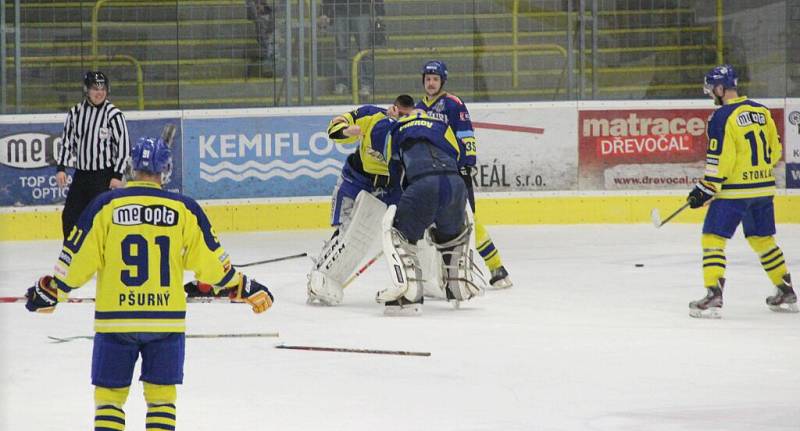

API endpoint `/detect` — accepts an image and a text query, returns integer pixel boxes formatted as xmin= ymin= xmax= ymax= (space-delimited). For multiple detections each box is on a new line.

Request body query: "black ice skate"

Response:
xmin=766 ymin=274 xmax=798 ymax=313
xmin=489 ymin=266 xmax=513 ymax=289
xmin=383 ymin=297 xmax=423 ymax=316
xmin=689 ymin=279 xmax=724 ymax=319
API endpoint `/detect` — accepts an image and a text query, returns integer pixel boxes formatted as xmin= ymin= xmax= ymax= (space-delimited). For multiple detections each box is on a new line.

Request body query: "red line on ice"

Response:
xmin=472 ymin=122 xmax=544 ymax=134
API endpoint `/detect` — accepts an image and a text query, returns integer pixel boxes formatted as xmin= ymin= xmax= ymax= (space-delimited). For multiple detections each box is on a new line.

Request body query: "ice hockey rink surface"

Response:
xmin=1 ymin=224 xmax=798 ymax=431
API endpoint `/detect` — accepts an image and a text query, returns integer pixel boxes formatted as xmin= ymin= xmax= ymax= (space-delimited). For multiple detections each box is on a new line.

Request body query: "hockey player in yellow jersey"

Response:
xmin=687 ymin=64 xmax=795 ymax=318
xmin=25 ymin=136 xmax=274 ymax=430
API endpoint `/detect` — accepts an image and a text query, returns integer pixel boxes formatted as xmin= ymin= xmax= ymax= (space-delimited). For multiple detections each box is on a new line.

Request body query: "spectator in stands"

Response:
xmin=319 ymin=0 xmax=385 ymax=97
xmin=246 ymin=0 xmax=275 ymax=78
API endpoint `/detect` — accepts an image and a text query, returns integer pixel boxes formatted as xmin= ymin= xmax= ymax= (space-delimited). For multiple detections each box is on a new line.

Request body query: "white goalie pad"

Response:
xmin=436 ymin=219 xmax=487 ymax=307
xmin=307 ymin=191 xmax=386 ymax=305
xmin=376 ymin=205 xmax=423 ymax=304
xmin=419 ymin=229 xmax=446 ymax=299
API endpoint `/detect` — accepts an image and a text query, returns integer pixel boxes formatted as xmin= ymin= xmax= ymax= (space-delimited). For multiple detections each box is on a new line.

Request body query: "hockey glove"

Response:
xmin=687 ymin=180 xmax=717 ymax=209
xmin=233 ymin=274 xmax=274 ymax=314
xmin=25 ymin=275 xmax=59 ymax=313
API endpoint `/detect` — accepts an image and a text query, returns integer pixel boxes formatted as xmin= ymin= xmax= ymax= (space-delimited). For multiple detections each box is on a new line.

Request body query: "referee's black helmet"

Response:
xmin=83 ymin=71 xmax=109 ymax=93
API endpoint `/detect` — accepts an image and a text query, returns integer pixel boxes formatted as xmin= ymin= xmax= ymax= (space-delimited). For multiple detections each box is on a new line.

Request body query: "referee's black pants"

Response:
xmin=61 ymin=168 xmax=114 ymax=239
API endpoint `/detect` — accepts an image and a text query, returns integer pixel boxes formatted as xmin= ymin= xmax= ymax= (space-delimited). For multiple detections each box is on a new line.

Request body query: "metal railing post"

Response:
xmin=91 ymin=0 xmax=111 ymax=70
xmin=297 ymin=0 xmax=305 ymax=105
xmin=14 ymin=0 xmax=21 ymax=112
xmin=578 ymin=0 xmax=585 ymax=99
xmin=512 ymin=0 xmax=519 ymax=88
xmin=284 ymin=0 xmax=292 ymax=105
xmin=716 ymin=0 xmax=723 ymax=64
xmin=310 ymin=0 xmax=317 ymax=104
xmin=1 ymin=0 xmax=6 ymax=113
xmin=591 ymin=0 xmax=597 ymax=99
xmin=566 ymin=0 xmax=574 ymax=99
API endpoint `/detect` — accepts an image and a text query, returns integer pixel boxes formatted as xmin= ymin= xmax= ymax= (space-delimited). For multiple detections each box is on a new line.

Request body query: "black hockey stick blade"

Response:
xmin=233 ymin=252 xmax=308 ymax=268
xmin=275 ymin=343 xmax=431 ymax=357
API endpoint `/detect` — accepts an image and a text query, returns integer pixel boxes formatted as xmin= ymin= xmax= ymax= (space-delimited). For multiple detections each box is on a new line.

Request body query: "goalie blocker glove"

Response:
xmin=687 ymin=180 xmax=717 ymax=208
xmin=25 ymin=275 xmax=59 ymax=313
xmin=232 ymin=274 xmax=274 ymax=314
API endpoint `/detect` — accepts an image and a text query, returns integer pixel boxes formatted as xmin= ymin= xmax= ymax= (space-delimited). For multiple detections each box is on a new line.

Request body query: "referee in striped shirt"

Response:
xmin=56 ymin=71 xmax=130 ymax=239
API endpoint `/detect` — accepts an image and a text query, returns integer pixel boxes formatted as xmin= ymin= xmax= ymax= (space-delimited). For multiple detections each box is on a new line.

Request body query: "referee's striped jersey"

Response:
xmin=57 ymin=99 xmax=130 ymax=179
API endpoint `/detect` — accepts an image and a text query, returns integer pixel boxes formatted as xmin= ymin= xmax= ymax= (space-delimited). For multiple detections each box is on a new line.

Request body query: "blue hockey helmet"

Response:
xmin=83 ymin=71 xmax=109 ymax=93
xmin=703 ymin=64 xmax=737 ymax=94
xmin=130 ymin=136 xmax=172 ymax=175
xmin=421 ymin=60 xmax=448 ymax=85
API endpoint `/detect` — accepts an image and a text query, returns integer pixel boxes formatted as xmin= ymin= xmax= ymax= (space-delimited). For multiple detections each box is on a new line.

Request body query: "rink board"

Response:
xmin=2 ymin=193 xmax=798 ymax=241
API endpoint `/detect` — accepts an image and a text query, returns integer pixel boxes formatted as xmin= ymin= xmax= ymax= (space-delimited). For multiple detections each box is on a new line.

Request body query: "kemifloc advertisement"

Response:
xmin=181 ymin=113 xmax=350 ymax=199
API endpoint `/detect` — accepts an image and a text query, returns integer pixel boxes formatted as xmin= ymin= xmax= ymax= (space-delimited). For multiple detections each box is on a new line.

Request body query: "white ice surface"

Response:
xmin=1 ymin=224 xmax=798 ymax=431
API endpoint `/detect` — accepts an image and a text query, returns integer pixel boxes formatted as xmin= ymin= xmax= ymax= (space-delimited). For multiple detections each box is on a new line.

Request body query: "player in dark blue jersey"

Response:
xmin=372 ymin=111 xmax=485 ymax=314
xmin=416 ymin=60 xmax=513 ymax=289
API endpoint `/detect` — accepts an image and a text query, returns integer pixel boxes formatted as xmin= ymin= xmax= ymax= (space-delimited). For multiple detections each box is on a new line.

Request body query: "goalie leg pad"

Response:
xmin=308 ymin=190 xmax=386 ymax=305
xmin=419 ymin=228 xmax=446 ymax=299
xmin=435 ymin=223 xmax=487 ymax=304
xmin=376 ymin=205 xmax=424 ymax=304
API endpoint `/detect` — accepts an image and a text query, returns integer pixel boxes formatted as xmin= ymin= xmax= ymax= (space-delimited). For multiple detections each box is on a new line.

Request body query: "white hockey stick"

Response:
xmin=651 ymin=202 xmax=690 ymax=228
xmin=48 ymin=332 xmax=279 ymax=343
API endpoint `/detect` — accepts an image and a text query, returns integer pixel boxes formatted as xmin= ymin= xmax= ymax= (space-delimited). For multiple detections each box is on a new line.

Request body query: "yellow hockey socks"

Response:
xmin=747 ymin=236 xmax=789 ymax=286
xmin=94 ymin=386 xmax=130 ymax=431
xmin=144 ymin=382 xmax=177 ymax=430
xmin=702 ymin=234 xmax=727 ymax=287
xmin=475 ymin=221 xmax=503 ymax=271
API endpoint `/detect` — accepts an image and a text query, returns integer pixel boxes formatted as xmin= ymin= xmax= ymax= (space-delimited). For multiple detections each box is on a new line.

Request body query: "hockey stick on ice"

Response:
xmin=233 ymin=252 xmax=308 ymax=268
xmin=275 ymin=343 xmax=430 ymax=357
xmin=48 ymin=332 xmax=279 ymax=343
xmin=0 ymin=296 xmax=244 ymax=304
xmin=651 ymin=202 xmax=690 ymax=228
xmin=342 ymin=251 xmax=383 ymax=289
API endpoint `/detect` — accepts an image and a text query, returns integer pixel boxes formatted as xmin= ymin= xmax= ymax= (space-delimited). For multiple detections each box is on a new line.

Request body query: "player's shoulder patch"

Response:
xmin=445 ymin=93 xmax=464 ymax=105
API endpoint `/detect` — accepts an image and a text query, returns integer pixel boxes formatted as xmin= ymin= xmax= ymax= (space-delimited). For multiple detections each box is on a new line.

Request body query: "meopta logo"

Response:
xmin=0 ymin=133 xmax=61 ymax=169
xmin=789 ymin=111 xmax=800 ymax=134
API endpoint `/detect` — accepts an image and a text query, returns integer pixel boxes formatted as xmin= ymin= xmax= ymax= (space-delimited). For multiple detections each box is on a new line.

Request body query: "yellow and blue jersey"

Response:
xmin=416 ymin=92 xmax=477 ymax=166
xmin=371 ymin=112 xmax=461 ymax=170
xmin=327 ymin=104 xmax=391 ymax=176
xmin=704 ymin=96 xmax=782 ymax=199
xmin=53 ymin=181 xmax=238 ymax=333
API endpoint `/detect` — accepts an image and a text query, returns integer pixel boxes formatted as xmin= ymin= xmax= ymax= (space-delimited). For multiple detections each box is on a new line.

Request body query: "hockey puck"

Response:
xmin=634 ymin=264 xmax=645 ymax=267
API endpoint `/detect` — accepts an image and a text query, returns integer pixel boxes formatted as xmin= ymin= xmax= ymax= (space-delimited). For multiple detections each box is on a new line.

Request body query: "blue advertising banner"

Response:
xmin=788 ymin=163 xmax=800 ymax=189
xmin=182 ymin=115 xmax=349 ymax=199
xmin=0 ymin=117 xmax=182 ymax=206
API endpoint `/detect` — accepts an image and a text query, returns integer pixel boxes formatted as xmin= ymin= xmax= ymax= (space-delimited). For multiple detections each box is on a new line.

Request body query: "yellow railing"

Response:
xmin=5 ymin=55 xmax=145 ymax=109
xmin=351 ymin=44 xmax=568 ymax=103
xmin=716 ymin=0 xmax=724 ymax=64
